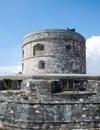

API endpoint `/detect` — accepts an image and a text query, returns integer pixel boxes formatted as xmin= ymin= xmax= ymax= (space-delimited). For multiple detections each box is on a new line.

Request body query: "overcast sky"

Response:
xmin=0 ymin=0 xmax=100 ymax=74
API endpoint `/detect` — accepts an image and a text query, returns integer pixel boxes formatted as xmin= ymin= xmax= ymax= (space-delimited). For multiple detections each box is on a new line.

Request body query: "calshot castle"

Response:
xmin=0 ymin=29 xmax=99 ymax=130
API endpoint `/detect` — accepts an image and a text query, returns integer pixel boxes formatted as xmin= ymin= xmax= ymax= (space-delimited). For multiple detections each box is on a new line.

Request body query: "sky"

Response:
xmin=0 ymin=0 xmax=100 ymax=74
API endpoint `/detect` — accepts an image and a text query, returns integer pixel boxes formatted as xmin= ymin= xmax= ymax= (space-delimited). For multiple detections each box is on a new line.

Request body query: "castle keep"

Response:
xmin=0 ymin=29 xmax=100 ymax=130
xmin=22 ymin=29 xmax=86 ymax=74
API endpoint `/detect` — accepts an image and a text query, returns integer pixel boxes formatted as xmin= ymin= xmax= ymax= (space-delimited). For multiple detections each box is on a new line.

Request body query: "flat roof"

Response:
xmin=23 ymin=29 xmax=85 ymax=42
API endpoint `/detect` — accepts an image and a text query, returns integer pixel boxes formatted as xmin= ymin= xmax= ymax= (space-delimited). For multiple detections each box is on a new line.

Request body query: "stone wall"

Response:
xmin=22 ymin=29 xmax=86 ymax=75
xmin=0 ymin=78 xmax=100 ymax=130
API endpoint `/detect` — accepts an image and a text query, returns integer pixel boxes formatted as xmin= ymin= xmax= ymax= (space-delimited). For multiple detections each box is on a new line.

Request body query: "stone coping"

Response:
xmin=23 ymin=29 xmax=85 ymax=42
xmin=0 ymin=74 xmax=100 ymax=80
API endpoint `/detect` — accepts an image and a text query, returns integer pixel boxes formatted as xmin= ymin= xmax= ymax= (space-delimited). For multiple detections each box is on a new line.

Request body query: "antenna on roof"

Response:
xmin=67 ymin=28 xmax=75 ymax=32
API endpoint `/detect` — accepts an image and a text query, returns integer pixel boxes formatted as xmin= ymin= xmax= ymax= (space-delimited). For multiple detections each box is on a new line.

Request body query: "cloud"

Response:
xmin=86 ymin=36 xmax=100 ymax=74
xmin=0 ymin=66 xmax=22 ymax=75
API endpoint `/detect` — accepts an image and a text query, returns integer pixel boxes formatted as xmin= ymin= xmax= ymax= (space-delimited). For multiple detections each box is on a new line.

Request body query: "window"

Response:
xmin=39 ymin=60 xmax=45 ymax=69
xmin=51 ymin=80 xmax=87 ymax=93
xmin=22 ymin=63 xmax=24 ymax=71
xmin=66 ymin=44 xmax=71 ymax=52
xmin=33 ymin=44 xmax=44 ymax=56
xmin=0 ymin=79 xmax=22 ymax=90
xmin=51 ymin=81 xmax=62 ymax=93
xmin=22 ymin=50 xmax=24 ymax=58
xmin=70 ymin=60 xmax=76 ymax=72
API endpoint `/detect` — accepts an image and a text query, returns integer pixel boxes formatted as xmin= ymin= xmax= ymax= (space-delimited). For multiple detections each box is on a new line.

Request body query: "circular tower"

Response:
xmin=22 ymin=29 xmax=86 ymax=75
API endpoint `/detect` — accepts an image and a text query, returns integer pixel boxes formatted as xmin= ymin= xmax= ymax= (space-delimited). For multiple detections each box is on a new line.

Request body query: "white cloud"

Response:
xmin=0 ymin=66 xmax=22 ymax=75
xmin=86 ymin=36 xmax=100 ymax=74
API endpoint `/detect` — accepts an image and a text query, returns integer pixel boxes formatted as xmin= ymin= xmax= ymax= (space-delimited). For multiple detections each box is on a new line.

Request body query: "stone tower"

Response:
xmin=22 ymin=29 xmax=86 ymax=75
xmin=0 ymin=29 xmax=100 ymax=130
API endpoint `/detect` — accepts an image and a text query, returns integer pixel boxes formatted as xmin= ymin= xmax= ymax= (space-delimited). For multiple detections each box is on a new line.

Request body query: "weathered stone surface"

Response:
xmin=0 ymin=29 xmax=99 ymax=130
xmin=22 ymin=29 xmax=86 ymax=75
xmin=0 ymin=79 xmax=99 ymax=130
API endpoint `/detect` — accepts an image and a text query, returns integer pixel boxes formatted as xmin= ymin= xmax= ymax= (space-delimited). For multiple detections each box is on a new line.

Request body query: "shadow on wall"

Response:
xmin=51 ymin=80 xmax=87 ymax=93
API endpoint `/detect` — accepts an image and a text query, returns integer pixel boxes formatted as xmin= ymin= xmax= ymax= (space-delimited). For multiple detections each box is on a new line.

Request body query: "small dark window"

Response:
xmin=39 ymin=60 xmax=45 ymax=69
xmin=22 ymin=50 xmax=24 ymax=58
xmin=66 ymin=44 xmax=71 ymax=52
xmin=51 ymin=81 xmax=62 ymax=93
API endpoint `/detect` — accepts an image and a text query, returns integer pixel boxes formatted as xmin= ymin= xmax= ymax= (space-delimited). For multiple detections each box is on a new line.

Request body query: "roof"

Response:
xmin=23 ymin=29 xmax=85 ymax=42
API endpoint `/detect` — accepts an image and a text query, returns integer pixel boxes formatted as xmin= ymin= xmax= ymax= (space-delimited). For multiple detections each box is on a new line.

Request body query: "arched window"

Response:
xmin=33 ymin=44 xmax=44 ymax=56
xmin=39 ymin=60 xmax=45 ymax=69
